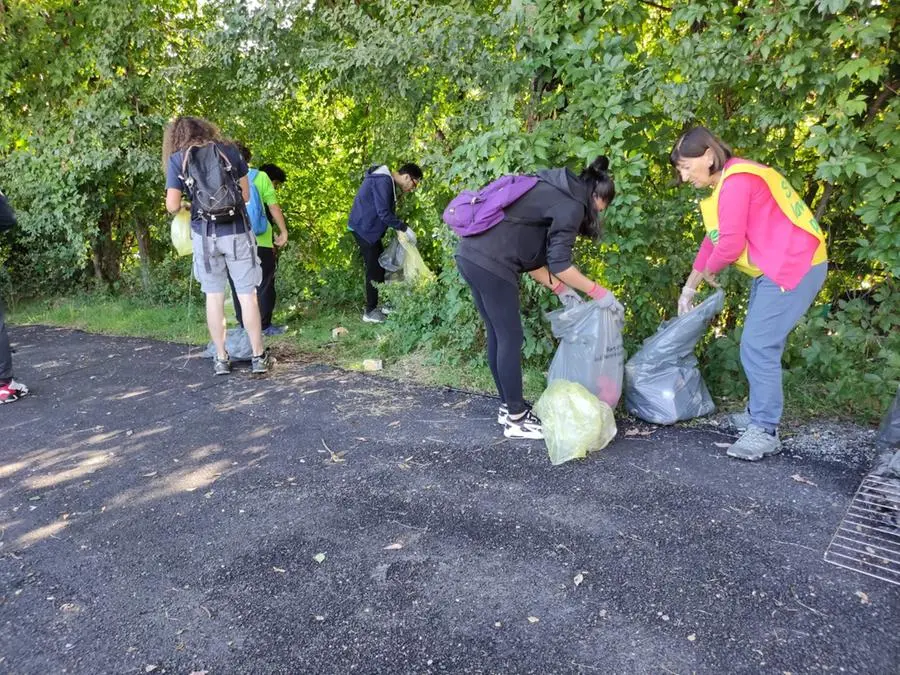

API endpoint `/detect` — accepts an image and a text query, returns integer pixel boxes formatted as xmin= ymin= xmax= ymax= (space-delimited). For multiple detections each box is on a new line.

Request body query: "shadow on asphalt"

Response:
xmin=1 ymin=326 xmax=897 ymax=673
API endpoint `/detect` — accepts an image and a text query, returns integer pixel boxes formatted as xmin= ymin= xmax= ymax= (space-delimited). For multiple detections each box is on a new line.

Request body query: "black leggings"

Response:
xmin=352 ymin=232 xmax=385 ymax=313
xmin=456 ymin=257 xmax=526 ymax=415
xmin=230 ymin=245 xmax=276 ymax=329
xmin=0 ymin=298 xmax=12 ymax=383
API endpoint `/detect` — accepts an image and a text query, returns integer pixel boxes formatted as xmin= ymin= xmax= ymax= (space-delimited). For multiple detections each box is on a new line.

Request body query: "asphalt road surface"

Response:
xmin=1 ymin=326 xmax=897 ymax=674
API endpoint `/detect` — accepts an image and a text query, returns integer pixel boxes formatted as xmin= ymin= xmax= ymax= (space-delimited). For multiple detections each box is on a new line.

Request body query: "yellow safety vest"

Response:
xmin=699 ymin=162 xmax=828 ymax=278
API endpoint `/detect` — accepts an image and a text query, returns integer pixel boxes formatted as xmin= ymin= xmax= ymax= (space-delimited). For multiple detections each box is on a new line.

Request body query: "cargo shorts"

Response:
xmin=191 ymin=231 xmax=262 ymax=294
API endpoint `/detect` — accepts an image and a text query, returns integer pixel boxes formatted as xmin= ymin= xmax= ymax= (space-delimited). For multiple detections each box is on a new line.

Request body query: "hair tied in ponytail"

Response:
xmin=590 ymin=155 xmax=610 ymax=174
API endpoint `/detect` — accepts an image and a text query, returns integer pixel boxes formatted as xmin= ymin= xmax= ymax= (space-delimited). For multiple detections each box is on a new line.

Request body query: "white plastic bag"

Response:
xmin=546 ymin=302 xmax=625 ymax=408
xmin=534 ymin=380 xmax=617 ymax=465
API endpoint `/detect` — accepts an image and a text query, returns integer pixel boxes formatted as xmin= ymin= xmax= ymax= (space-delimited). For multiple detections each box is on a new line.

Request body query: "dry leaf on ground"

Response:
xmin=383 ymin=542 xmax=403 ymax=550
xmin=791 ymin=474 xmax=818 ymax=487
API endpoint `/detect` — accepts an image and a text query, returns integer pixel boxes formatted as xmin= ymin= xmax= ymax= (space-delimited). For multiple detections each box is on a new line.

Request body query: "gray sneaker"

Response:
xmin=251 ymin=350 xmax=271 ymax=374
xmin=728 ymin=411 xmax=751 ymax=433
xmin=726 ymin=425 xmax=781 ymax=461
xmin=362 ymin=308 xmax=387 ymax=324
xmin=213 ymin=354 xmax=232 ymax=376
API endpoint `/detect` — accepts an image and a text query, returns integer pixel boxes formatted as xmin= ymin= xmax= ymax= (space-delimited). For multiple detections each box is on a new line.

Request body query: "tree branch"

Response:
xmin=639 ymin=0 xmax=673 ymax=11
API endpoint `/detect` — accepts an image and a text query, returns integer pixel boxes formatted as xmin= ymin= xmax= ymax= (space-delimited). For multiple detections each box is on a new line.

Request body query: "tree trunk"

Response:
xmin=134 ymin=219 xmax=151 ymax=292
xmin=92 ymin=211 xmax=122 ymax=285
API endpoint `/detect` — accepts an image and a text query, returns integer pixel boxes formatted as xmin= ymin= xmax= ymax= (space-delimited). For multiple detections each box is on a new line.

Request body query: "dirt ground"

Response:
xmin=1 ymin=325 xmax=897 ymax=674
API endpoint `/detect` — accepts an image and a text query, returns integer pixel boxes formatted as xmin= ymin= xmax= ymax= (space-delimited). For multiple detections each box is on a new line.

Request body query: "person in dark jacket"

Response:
xmin=455 ymin=156 xmax=620 ymax=440
xmin=0 ymin=190 xmax=29 ymax=404
xmin=348 ymin=162 xmax=423 ymax=323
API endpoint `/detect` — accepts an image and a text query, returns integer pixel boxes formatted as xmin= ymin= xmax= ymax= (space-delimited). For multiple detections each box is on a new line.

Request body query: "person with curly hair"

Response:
xmin=163 ymin=116 xmax=270 ymax=375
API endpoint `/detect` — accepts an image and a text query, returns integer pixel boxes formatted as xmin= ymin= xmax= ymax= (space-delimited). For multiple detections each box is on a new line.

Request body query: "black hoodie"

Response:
xmin=455 ymin=168 xmax=591 ymax=284
xmin=0 ymin=191 xmax=16 ymax=233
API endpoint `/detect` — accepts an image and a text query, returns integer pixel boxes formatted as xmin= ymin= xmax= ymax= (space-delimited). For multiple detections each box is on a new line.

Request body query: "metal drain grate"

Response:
xmin=825 ymin=474 xmax=900 ymax=585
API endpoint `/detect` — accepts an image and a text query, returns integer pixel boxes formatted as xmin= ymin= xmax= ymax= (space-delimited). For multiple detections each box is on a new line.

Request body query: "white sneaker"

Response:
xmin=504 ymin=409 xmax=543 ymax=440
xmin=0 ymin=379 xmax=29 ymax=404
xmin=497 ymin=403 xmax=509 ymax=425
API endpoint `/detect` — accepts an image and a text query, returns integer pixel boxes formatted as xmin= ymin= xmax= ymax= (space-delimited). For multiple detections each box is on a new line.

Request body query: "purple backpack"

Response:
xmin=442 ymin=175 xmax=540 ymax=237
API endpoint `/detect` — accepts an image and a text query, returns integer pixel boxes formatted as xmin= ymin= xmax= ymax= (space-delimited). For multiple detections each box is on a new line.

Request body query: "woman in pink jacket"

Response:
xmin=671 ymin=127 xmax=828 ymax=461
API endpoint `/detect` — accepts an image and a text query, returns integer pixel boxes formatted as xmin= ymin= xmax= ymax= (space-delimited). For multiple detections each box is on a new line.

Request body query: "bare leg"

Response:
xmin=238 ymin=292 xmax=265 ymax=356
xmin=206 ymin=292 xmax=227 ymax=359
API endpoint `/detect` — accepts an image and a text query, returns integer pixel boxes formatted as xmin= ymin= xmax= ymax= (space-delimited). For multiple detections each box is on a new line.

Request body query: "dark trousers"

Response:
xmin=229 ymin=245 xmax=276 ymax=329
xmin=352 ymin=231 xmax=384 ymax=313
xmin=0 ymin=297 xmax=12 ymax=383
xmin=456 ymin=257 xmax=526 ymax=415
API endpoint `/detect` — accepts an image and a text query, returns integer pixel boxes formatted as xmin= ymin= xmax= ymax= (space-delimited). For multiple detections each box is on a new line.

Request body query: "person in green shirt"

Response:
xmin=230 ymin=144 xmax=289 ymax=335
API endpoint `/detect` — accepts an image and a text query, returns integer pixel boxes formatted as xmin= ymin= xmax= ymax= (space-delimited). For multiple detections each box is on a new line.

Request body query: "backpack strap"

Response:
xmin=177 ymin=146 xmax=213 ymax=273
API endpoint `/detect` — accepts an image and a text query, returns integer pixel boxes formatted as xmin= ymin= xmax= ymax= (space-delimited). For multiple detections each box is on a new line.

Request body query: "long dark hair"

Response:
xmin=579 ymin=155 xmax=615 ymax=239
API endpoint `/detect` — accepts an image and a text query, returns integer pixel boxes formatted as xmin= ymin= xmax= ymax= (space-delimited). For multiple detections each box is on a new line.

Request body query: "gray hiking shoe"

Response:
xmin=362 ymin=308 xmax=387 ymax=324
xmin=213 ymin=354 xmax=231 ymax=376
xmin=251 ymin=350 xmax=271 ymax=374
xmin=726 ymin=425 xmax=782 ymax=461
xmin=728 ymin=411 xmax=751 ymax=432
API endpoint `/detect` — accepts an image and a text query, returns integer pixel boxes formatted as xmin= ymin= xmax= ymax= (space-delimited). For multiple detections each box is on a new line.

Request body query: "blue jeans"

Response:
xmin=741 ymin=263 xmax=827 ymax=432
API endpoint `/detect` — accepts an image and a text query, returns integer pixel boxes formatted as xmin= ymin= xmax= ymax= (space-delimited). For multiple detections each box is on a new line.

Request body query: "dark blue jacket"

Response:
xmin=0 ymin=191 xmax=16 ymax=233
xmin=348 ymin=165 xmax=410 ymax=244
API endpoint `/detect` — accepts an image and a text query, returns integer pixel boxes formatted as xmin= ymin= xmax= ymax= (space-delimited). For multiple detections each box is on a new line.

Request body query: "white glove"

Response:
xmin=401 ymin=227 xmax=417 ymax=246
xmin=594 ymin=292 xmax=624 ymax=315
xmin=556 ymin=286 xmax=583 ymax=309
xmin=678 ymin=287 xmax=697 ymax=316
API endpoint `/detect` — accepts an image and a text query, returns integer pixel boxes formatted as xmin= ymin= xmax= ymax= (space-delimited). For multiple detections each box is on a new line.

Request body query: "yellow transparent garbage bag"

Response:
xmin=397 ymin=230 xmax=434 ymax=284
xmin=171 ymin=209 xmax=193 ymax=257
xmin=534 ymin=380 xmax=617 ymax=465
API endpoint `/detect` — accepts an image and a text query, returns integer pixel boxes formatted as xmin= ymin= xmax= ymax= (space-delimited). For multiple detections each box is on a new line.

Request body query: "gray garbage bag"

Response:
xmin=202 ymin=327 xmax=253 ymax=362
xmin=546 ymin=301 xmax=625 ymax=408
xmin=378 ymin=237 xmax=405 ymax=273
xmin=624 ymin=290 xmax=725 ymax=425
xmin=875 ymin=387 xmax=900 ymax=450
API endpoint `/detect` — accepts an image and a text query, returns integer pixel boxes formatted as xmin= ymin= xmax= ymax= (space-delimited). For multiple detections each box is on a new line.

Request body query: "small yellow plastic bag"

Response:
xmin=397 ymin=230 xmax=434 ymax=284
xmin=534 ymin=380 xmax=617 ymax=465
xmin=170 ymin=209 xmax=193 ymax=257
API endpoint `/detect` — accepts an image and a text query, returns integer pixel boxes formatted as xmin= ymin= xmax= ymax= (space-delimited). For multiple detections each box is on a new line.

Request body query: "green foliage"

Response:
xmin=1 ymin=0 xmax=897 ymax=421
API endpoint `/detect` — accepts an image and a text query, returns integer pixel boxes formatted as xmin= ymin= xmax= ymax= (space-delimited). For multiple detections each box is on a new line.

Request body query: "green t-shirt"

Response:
xmin=251 ymin=168 xmax=279 ymax=248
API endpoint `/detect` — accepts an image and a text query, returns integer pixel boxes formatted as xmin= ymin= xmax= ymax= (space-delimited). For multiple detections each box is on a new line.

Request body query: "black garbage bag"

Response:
xmin=624 ymin=290 xmax=725 ymax=425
